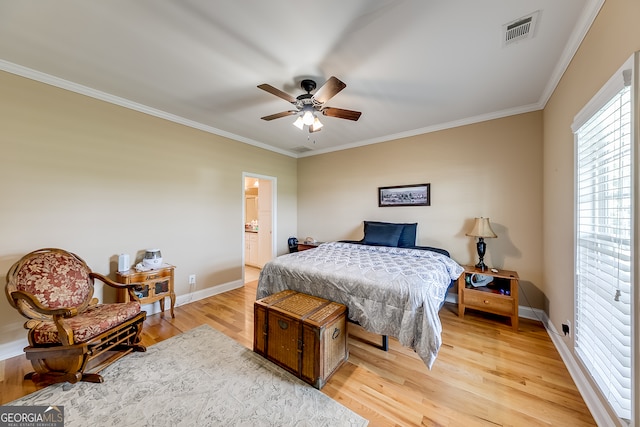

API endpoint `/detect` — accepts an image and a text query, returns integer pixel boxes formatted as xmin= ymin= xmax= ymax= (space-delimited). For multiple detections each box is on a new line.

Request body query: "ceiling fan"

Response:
xmin=257 ymin=76 xmax=362 ymax=133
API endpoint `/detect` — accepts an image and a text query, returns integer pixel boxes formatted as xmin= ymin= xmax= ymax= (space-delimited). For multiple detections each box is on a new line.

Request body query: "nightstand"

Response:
xmin=297 ymin=242 xmax=321 ymax=251
xmin=116 ymin=264 xmax=176 ymax=318
xmin=457 ymin=265 xmax=519 ymax=331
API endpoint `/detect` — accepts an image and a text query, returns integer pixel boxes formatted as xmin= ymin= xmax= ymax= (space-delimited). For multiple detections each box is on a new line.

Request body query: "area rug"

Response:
xmin=7 ymin=325 xmax=368 ymax=426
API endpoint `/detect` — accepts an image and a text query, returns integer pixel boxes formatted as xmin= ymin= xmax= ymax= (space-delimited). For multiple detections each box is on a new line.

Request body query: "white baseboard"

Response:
xmin=0 ymin=337 xmax=29 ymax=361
xmin=144 ymin=279 xmax=244 ymax=316
xmin=545 ymin=321 xmax=617 ymax=426
xmin=0 ymin=279 xmax=245 ymax=362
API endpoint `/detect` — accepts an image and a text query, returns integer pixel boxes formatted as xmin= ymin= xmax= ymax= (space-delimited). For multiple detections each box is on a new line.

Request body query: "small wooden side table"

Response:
xmin=297 ymin=242 xmax=321 ymax=251
xmin=116 ymin=264 xmax=176 ymax=318
xmin=457 ymin=265 xmax=519 ymax=331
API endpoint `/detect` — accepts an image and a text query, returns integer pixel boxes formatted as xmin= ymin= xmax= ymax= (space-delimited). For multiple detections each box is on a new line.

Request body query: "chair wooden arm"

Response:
xmin=10 ymin=290 xmax=79 ymax=318
xmin=90 ymin=272 xmax=128 ymax=289
xmin=51 ymin=313 xmax=76 ymax=346
xmin=90 ymin=272 xmax=140 ymax=302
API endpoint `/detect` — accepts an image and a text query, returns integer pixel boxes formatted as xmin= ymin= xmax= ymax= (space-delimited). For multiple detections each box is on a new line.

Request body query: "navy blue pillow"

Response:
xmin=364 ymin=221 xmax=417 ymax=247
xmin=362 ymin=222 xmax=403 ymax=247
xmin=397 ymin=223 xmax=417 ymax=247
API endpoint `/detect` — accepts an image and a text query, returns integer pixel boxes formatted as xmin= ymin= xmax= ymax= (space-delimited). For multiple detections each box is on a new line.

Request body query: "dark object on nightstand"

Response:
xmin=288 ymin=237 xmax=299 ymax=253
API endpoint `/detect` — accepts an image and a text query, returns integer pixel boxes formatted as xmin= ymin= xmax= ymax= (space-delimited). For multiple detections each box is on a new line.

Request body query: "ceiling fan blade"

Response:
xmin=321 ymin=107 xmax=362 ymax=121
xmin=313 ymin=76 xmax=346 ymax=104
xmin=257 ymin=84 xmax=297 ymax=104
xmin=260 ymin=111 xmax=298 ymax=121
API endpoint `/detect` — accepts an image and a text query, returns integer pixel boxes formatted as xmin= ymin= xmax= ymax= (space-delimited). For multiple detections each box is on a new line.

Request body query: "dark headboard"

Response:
xmin=340 ymin=221 xmax=450 ymax=258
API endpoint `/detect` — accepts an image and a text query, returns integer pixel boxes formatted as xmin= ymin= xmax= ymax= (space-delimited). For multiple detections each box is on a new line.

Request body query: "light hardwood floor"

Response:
xmin=1 ymin=278 xmax=595 ymax=426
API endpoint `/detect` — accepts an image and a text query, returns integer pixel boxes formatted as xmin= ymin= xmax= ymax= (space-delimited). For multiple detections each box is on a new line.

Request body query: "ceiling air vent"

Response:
xmin=502 ymin=10 xmax=539 ymax=47
xmin=291 ymin=146 xmax=313 ymax=153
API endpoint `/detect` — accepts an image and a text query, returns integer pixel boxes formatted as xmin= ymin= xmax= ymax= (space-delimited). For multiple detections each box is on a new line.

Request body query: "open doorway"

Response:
xmin=242 ymin=173 xmax=276 ymax=284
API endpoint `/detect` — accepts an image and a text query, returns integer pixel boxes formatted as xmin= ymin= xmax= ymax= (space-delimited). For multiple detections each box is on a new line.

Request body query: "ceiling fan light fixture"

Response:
xmin=293 ymin=116 xmax=304 ymax=130
xmin=302 ymin=110 xmax=315 ymax=126
xmin=312 ymin=116 xmax=323 ymax=131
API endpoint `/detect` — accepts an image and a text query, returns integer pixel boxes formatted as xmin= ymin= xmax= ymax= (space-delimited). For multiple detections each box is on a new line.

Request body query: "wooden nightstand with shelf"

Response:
xmin=116 ymin=264 xmax=176 ymax=318
xmin=297 ymin=242 xmax=321 ymax=251
xmin=457 ymin=265 xmax=519 ymax=331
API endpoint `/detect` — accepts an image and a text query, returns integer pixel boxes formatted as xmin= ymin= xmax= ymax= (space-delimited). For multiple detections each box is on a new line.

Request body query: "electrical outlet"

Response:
xmin=562 ymin=320 xmax=571 ymax=337
xmin=189 ymin=274 xmax=196 ymax=284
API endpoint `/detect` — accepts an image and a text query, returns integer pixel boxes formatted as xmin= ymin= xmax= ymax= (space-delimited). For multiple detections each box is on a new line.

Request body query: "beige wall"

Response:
xmin=0 ymin=71 xmax=297 ymax=347
xmin=298 ymin=111 xmax=544 ymax=307
xmin=543 ymin=0 xmax=640 ymax=424
xmin=544 ymin=0 xmax=640 ymax=329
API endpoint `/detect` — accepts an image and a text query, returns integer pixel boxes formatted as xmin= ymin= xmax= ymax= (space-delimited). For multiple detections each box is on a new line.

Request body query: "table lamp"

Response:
xmin=466 ymin=217 xmax=497 ymax=271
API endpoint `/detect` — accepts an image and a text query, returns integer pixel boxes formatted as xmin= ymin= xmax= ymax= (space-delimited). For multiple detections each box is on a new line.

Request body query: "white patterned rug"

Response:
xmin=8 ymin=325 xmax=368 ymax=426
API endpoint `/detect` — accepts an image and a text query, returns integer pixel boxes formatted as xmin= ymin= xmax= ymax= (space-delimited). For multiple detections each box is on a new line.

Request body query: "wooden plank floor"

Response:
xmin=1 ymin=280 xmax=596 ymax=426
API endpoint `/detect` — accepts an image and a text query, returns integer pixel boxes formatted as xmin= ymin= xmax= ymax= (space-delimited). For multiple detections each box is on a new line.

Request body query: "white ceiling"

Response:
xmin=0 ymin=1 xmax=602 ymax=157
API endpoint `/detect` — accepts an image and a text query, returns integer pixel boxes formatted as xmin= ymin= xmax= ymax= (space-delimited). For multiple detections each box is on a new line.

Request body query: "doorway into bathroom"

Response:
xmin=242 ymin=173 xmax=276 ymax=284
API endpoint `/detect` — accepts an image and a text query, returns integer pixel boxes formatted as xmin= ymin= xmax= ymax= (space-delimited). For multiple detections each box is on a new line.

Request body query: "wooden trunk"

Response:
xmin=254 ymin=290 xmax=348 ymax=389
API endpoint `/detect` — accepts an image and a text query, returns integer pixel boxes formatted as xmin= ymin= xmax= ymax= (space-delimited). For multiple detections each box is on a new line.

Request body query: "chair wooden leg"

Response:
xmin=27 ymin=370 xmax=105 ymax=385
xmin=26 ymin=347 xmax=86 ymax=386
xmin=26 ymin=370 xmax=83 ymax=386
xmin=112 ymin=343 xmax=146 ymax=353
xmin=81 ymin=373 xmax=104 ymax=383
xmin=132 ymin=344 xmax=146 ymax=352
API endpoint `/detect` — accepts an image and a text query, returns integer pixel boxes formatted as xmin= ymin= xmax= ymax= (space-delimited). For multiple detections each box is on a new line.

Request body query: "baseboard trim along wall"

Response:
xmin=545 ymin=321 xmax=614 ymax=427
xmin=0 ymin=337 xmax=29 ymax=363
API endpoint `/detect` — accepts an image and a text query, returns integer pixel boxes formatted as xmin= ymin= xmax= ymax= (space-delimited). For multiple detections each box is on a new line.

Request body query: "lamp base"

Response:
xmin=475 ymin=238 xmax=487 ymax=271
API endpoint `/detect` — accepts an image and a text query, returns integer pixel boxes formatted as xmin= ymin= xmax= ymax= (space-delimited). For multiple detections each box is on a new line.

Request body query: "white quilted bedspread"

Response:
xmin=256 ymin=242 xmax=463 ymax=369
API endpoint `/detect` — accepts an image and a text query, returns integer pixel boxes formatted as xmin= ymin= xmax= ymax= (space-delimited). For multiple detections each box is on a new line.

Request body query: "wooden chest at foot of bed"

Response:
xmin=254 ymin=290 xmax=348 ymax=389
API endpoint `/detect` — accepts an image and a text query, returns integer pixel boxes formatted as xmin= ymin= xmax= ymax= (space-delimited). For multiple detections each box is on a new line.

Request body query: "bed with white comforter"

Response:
xmin=256 ymin=241 xmax=463 ymax=368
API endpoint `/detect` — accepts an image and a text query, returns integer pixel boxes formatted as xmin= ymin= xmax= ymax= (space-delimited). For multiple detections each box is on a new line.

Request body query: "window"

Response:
xmin=572 ymin=55 xmax=635 ymax=422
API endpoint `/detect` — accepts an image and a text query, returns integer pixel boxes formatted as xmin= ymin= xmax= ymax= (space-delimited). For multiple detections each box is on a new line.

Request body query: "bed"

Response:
xmin=256 ymin=221 xmax=464 ymax=369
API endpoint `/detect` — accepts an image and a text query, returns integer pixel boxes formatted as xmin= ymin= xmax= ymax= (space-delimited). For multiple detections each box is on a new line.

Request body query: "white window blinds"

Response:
xmin=573 ymin=60 xmax=633 ymax=421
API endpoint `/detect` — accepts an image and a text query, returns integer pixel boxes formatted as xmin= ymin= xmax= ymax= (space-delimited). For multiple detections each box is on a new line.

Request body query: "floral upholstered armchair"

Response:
xmin=5 ymin=248 xmax=147 ymax=385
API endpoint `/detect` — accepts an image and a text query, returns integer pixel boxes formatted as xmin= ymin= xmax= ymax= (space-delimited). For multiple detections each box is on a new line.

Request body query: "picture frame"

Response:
xmin=378 ymin=183 xmax=430 ymax=207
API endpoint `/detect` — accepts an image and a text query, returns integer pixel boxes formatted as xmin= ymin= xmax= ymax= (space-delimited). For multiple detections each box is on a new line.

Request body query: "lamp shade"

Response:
xmin=466 ymin=217 xmax=497 ymax=238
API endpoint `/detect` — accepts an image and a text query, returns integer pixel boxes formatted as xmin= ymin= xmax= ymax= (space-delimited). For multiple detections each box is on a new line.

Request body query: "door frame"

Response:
xmin=242 ymin=172 xmax=277 ymax=279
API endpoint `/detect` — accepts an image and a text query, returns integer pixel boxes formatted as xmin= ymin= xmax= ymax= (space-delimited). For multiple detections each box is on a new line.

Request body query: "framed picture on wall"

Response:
xmin=378 ymin=183 xmax=430 ymax=207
